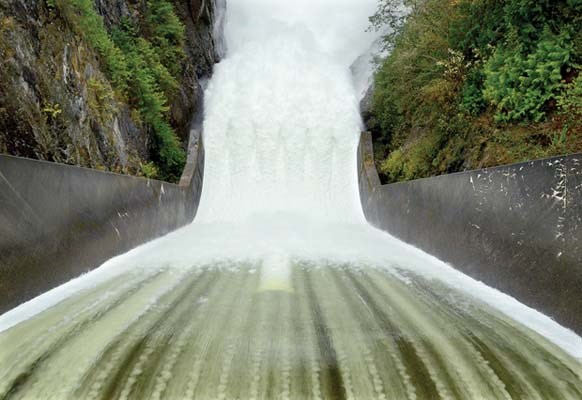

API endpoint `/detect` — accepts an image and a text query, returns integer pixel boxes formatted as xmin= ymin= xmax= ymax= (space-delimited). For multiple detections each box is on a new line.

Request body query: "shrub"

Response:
xmin=146 ymin=0 xmax=185 ymax=75
xmin=483 ymin=29 xmax=573 ymax=123
xmin=59 ymin=0 xmax=131 ymax=94
xmin=558 ymin=75 xmax=582 ymax=120
xmin=460 ymin=69 xmax=486 ymax=116
xmin=114 ymin=24 xmax=185 ymax=180
xmin=380 ymin=149 xmax=404 ymax=182
xmin=370 ymin=0 xmax=581 ymax=184
xmin=140 ymin=161 xmax=159 ymax=179
xmin=42 ymin=103 xmax=62 ymax=119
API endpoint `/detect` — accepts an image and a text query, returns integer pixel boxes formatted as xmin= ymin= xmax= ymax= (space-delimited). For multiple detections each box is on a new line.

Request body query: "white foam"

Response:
xmin=1 ymin=0 xmax=581 ymax=359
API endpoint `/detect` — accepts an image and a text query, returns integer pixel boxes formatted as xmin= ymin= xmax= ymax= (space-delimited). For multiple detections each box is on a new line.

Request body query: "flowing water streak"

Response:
xmin=0 ymin=265 xmax=581 ymax=399
xmin=0 ymin=0 xmax=582 ymax=399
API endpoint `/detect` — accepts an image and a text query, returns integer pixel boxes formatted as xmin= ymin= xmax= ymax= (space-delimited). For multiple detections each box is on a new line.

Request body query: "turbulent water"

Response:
xmin=1 ymin=0 xmax=582 ymax=399
xmin=197 ymin=0 xmax=373 ymax=222
xmin=2 ymin=264 xmax=582 ymax=400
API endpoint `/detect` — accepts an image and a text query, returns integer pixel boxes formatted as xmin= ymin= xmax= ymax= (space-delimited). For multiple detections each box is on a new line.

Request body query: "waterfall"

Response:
xmin=196 ymin=0 xmax=379 ymax=223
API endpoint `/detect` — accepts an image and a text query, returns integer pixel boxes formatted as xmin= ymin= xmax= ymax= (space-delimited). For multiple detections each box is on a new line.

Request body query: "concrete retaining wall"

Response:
xmin=358 ymin=132 xmax=582 ymax=334
xmin=0 ymin=141 xmax=204 ymax=314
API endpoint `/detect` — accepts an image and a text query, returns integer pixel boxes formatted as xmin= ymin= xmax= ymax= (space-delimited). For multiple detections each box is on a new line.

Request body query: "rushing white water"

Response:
xmin=1 ymin=0 xmax=582 ymax=363
xmin=196 ymin=0 xmax=379 ymax=223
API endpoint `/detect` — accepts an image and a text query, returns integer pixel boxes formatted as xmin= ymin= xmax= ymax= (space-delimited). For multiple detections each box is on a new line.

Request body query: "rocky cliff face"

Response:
xmin=0 ymin=0 xmax=219 ymax=177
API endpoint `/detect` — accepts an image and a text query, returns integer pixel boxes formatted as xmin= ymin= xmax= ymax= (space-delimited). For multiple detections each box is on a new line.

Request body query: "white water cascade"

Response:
xmin=197 ymin=0 xmax=376 ymax=223
xmin=0 ymin=1 xmax=581 ymax=398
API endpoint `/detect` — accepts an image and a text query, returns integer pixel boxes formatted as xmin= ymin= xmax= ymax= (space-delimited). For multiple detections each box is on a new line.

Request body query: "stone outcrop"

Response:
xmin=0 ymin=0 xmax=219 ymax=177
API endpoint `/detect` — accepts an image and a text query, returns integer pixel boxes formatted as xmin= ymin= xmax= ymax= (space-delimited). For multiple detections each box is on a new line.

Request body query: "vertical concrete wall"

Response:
xmin=0 ymin=140 xmax=204 ymax=314
xmin=358 ymin=132 xmax=582 ymax=334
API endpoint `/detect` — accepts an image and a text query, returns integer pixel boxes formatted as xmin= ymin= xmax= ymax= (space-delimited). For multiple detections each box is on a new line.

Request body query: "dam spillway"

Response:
xmin=0 ymin=0 xmax=581 ymax=398
xmin=1 ymin=262 xmax=582 ymax=399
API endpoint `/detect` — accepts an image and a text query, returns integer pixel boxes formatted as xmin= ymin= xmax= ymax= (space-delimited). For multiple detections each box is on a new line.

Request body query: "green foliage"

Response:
xmin=559 ymin=75 xmax=582 ymax=120
xmin=57 ymin=0 xmax=186 ymax=181
xmin=42 ymin=103 xmax=62 ymax=119
xmin=140 ymin=161 xmax=159 ymax=179
xmin=87 ymin=78 xmax=115 ymax=119
xmin=501 ymin=0 xmax=581 ymax=47
xmin=111 ymin=20 xmax=185 ymax=181
xmin=449 ymin=0 xmax=504 ymax=60
xmin=370 ymin=0 xmax=581 ymax=183
xmin=460 ymin=70 xmax=486 ymax=116
xmin=483 ymin=29 xmax=573 ymax=123
xmin=146 ymin=0 xmax=184 ymax=44
xmin=380 ymin=149 xmax=404 ymax=181
xmin=59 ymin=0 xmax=130 ymax=93
xmin=146 ymin=0 xmax=186 ymax=74
xmin=372 ymin=0 xmax=457 ymax=121
xmin=45 ymin=0 xmax=57 ymax=10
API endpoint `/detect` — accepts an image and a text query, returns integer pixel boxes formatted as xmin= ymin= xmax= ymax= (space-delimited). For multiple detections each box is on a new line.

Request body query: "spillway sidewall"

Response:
xmin=0 ymin=149 xmax=204 ymax=313
xmin=358 ymin=132 xmax=582 ymax=335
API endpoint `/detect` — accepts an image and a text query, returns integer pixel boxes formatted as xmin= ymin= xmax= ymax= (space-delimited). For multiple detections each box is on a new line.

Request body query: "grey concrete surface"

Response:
xmin=0 ymin=139 xmax=204 ymax=314
xmin=3 ymin=263 xmax=581 ymax=399
xmin=358 ymin=132 xmax=582 ymax=334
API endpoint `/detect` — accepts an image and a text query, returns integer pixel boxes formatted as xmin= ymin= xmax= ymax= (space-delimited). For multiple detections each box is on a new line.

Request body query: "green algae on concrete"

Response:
xmin=0 ymin=262 xmax=581 ymax=399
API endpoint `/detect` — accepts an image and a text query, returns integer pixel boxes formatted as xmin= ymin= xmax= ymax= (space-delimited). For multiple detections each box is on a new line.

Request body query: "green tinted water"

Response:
xmin=1 ymin=262 xmax=581 ymax=399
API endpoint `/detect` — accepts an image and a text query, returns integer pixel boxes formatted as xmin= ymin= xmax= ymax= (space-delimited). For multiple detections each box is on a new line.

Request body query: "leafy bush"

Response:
xmin=559 ymin=75 xmax=582 ymax=120
xmin=59 ymin=0 xmax=130 ymax=93
xmin=483 ymin=29 xmax=573 ymax=123
xmin=369 ymin=0 xmax=581 ymax=183
xmin=380 ymin=149 xmax=404 ymax=181
xmin=140 ymin=161 xmax=159 ymax=179
xmin=460 ymin=69 xmax=486 ymax=116
xmin=87 ymin=78 xmax=115 ymax=119
xmin=42 ymin=103 xmax=62 ymax=119
xmin=380 ymin=133 xmax=443 ymax=182
xmin=449 ymin=0 xmax=505 ymax=59
xmin=146 ymin=0 xmax=186 ymax=74
xmin=112 ymin=22 xmax=185 ymax=180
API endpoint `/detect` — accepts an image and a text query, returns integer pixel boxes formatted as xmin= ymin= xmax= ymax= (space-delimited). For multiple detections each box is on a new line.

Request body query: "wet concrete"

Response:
xmin=358 ymin=132 xmax=582 ymax=334
xmin=1 ymin=262 xmax=580 ymax=399
xmin=0 ymin=141 xmax=204 ymax=314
